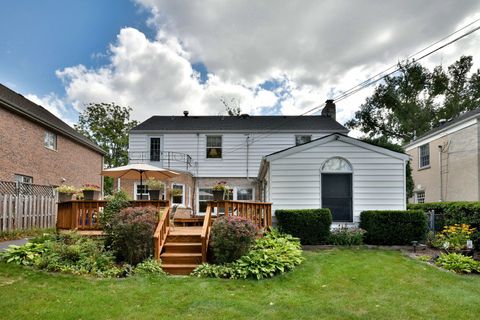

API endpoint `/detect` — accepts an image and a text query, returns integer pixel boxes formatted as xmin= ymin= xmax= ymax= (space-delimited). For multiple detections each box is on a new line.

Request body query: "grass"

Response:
xmin=0 ymin=228 xmax=55 ymax=241
xmin=1 ymin=249 xmax=479 ymax=319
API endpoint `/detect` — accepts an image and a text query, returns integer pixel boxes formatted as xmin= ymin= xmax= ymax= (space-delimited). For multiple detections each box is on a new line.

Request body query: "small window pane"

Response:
xmin=295 ymin=135 xmax=311 ymax=146
xmin=206 ymin=135 xmax=222 ymax=158
xmin=15 ymin=174 xmax=33 ymax=184
xmin=322 ymin=157 xmax=352 ymax=172
xmin=44 ymin=131 xmax=57 ymax=150
xmin=136 ymin=184 xmax=149 ymax=200
xmin=419 ymin=144 xmax=430 ymax=168
xmin=237 ymin=188 xmax=253 ymax=201
xmin=416 ymin=191 xmax=425 ymax=204
xmin=150 ymin=138 xmax=161 ymax=161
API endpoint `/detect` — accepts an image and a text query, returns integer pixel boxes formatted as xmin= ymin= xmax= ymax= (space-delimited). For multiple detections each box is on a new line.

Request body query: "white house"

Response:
xmin=258 ymin=134 xmax=409 ymax=223
xmin=124 ymin=100 xmax=408 ymax=223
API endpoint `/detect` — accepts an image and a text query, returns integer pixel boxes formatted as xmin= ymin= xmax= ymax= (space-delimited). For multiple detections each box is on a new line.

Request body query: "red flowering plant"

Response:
xmin=81 ymin=184 xmax=101 ymax=191
xmin=210 ymin=216 xmax=258 ymax=264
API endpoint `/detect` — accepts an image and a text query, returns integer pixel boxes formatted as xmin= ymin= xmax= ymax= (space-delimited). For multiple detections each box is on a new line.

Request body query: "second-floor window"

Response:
xmin=295 ymin=135 xmax=312 ymax=145
xmin=206 ymin=135 xmax=222 ymax=159
xmin=419 ymin=144 xmax=430 ymax=168
xmin=44 ymin=131 xmax=57 ymax=150
xmin=150 ymin=138 xmax=161 ymax=161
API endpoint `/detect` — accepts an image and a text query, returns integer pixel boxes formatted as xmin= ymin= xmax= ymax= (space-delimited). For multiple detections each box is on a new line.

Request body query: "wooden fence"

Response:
xmin=0 ymin=194 xmax=57 ymax=232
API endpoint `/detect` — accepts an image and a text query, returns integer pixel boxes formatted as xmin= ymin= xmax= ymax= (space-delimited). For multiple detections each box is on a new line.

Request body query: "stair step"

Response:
xmin=162 ymin=264 xmax=199 ymax=275
xmin=167 ymin=235 xmax=201 ymax=242
xmin=161 ymin=253 xmax=202 ymax=264
xmin=164 ymin=242 xmax=202 ymax=253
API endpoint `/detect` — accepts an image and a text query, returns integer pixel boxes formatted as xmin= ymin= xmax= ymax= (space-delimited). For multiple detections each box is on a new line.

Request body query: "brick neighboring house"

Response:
xmin=0 ymin=83 xmax=105 ymax=189
xmin=405 ymin=108 xmax=480 ymax=203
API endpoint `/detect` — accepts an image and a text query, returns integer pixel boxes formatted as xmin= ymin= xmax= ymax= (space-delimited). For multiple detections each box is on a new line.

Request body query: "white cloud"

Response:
xmin=25 ymin=92 xmax=74 ymax=126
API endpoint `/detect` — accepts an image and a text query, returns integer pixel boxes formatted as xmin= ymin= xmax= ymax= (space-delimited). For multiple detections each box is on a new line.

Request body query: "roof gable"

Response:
xmin=0 ymin=83 xmax=104 ymax=155
xmin=131 ymin=115 xmax=349 ymax=133
xmin=265 ymin=133 xmax=410 ymax=161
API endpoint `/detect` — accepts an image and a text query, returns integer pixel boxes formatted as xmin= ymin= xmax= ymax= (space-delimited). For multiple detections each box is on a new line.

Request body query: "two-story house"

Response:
xmin=405 ymin=108 xmax=480 ymax=203
xmin=0 ymin=83 xmax=104 ymax=190
xmin=123 ymin=100 xmax=409 ymax=223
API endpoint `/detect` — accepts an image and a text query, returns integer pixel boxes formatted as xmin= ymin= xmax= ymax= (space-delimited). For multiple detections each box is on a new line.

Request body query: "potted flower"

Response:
xmin=81 ymin=184 xmax=101 ymax=200
xmin=56 ymin=185 xmax=77 ymax=202
xmin=212 ymin=181 xmax=229 ymax=201
xmin=146 ymin=178 xmax=164 ymax=200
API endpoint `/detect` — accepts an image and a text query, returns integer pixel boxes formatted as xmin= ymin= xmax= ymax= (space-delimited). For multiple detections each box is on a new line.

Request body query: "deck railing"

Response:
xmin=207 ymin=200 xmax=273 ymax=229
xmin=57 ymin=200 xmax=169 ymax=230
xmin=153 ymin=207 xmax=170 ymax=260
xmin=200 ymin=205 xmax=213 ymax=262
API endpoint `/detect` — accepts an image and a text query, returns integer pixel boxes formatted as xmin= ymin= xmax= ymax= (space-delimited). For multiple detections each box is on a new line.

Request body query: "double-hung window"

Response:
xmin=172 ymin=184 xmax=184 ymax=205
xmin=419 ymin=144 xmax=430 ymax=168
xmin=416 ymin=191 xmax=425 ymax=204
xmin=136 ymin=184 xmax=149 ymax=200
xmin=150 ymin=138 xmax=161 ymax=161
xmin=44 ymin=131 xmax=57 ymax=150
xmin=236 ymin=188 xmax=253 ymax=201
xmin=206 ymin=135 xmax=222 ymax=159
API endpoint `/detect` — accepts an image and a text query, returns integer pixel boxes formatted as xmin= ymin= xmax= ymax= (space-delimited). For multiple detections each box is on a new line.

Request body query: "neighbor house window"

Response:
xmin=237 ymin=188 xmax=253 ymax=201
xmin=14 ymin=174 xmax=33 ymax=184
xmin=206 ymin=135 xmax=222 ymax=158
xmin=416 ymin=191 xmax=425 ymax=204
xmin=44 ymin=131 xmax=57 ymax=150
xmin=419 ymin=144 xmax=430 ymax=168
xmin=295 ymin=135 xmax=311 ymax=146
xmin=172 ymin=184 xmax=184 ymax=205
xmin=136 ymin=183 xmax=149 ymax=200
xmin=150 ymin=137 xmax=161 ymax=161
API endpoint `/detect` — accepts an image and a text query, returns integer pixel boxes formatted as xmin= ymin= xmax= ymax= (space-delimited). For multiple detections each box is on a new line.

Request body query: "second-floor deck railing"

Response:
xmin=128 ymin=151 xmax=194 ymax=171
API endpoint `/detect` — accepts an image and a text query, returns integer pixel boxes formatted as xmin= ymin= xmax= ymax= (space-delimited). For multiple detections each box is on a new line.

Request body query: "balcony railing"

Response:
xmin=128 ymin=151 xmax=194 ymax=171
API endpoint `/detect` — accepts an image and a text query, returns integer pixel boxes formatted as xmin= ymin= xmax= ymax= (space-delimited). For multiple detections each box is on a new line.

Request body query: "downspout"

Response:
xmin=246 ymin=134 xmax=250 ymax=179
xmin=438 ymin=145 xmax=443 ymax=202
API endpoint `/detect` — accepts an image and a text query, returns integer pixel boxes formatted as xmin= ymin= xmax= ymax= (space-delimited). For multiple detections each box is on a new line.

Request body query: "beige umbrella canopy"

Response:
xmin=101 ymin=163 xmax=180 ymax=187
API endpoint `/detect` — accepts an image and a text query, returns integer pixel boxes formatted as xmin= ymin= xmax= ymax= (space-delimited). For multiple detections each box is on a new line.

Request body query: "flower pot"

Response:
xmin=58 ymin=192 xmax=74 ymax=202
xmin=149 ymin=190 xmax=161 ymax=200
xmin=212 ymin=190 xmax=224 ymax=201
xmin=83 ymin=190 xmax=100 ymax=200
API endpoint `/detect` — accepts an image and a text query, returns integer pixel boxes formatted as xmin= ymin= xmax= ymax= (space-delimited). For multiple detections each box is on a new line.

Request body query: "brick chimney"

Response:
xmin=321 ymin=99 xmax=336 ymax=120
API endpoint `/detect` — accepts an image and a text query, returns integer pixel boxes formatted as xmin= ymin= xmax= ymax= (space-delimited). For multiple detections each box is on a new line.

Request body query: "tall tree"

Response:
xmin=75 ymin=103 xmax=139 ymax=194
xmin=346 ymin=55 xmax=480 ymax=144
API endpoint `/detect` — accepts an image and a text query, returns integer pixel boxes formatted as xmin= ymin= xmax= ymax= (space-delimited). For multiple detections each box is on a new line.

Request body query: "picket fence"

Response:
xmin=0 ymin=181 xmax=57 ymax=232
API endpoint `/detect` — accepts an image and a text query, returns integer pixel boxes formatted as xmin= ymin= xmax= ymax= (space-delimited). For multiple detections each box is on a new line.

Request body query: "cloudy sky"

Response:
xmin=1 ymin=1 xmax=480 ymax=128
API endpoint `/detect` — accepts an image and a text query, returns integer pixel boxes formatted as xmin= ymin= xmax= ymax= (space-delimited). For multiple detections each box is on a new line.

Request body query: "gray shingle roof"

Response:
xmin=132 ymin=115 xmax=348 ymax=132
xmin=0 ymin=83 xmax=105 ymax=154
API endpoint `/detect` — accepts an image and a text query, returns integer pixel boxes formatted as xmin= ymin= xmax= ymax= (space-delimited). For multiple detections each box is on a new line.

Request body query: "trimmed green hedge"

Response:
xmin=359 ymin=210 xmax=428 ymax=245
xmin=408 ymin=202 xmax=480 ymax=229
xmin=275 ymin=209 xmax=332 ymax=244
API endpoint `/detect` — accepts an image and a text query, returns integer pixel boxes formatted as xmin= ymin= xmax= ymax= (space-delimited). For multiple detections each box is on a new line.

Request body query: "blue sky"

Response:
xmin=0 ymin=0 xmax=152 ymax=96
xmin=1 ymin=1 xmax=479 ymax=126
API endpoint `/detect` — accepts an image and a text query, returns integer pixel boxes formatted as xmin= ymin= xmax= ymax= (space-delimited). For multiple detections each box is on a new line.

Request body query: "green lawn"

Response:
xmin=0 ymin=249 xmax=479 ymax=319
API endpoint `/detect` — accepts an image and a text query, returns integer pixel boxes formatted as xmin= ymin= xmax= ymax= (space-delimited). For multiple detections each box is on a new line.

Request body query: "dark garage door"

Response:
xmin=321 ymin=173 xmax=352 ymax=222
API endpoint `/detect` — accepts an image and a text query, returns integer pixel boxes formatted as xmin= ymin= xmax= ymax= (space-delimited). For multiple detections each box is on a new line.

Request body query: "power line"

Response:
xmin=223 ymin=18 xmax=480 ymax=154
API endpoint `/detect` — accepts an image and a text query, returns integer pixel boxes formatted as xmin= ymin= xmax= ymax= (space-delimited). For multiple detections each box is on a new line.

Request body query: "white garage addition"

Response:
xmin=258 ymin=134 xmax=409 ymax=224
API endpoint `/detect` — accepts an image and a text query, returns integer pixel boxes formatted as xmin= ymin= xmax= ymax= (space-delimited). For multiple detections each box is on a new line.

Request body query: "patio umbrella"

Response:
xmin=101 ymin=163 xmax=180 ymax=187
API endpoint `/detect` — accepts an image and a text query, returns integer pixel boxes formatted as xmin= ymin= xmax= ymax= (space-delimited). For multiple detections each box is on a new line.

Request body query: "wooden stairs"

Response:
xmin=160 ymin=226 xmax=203 ymax=275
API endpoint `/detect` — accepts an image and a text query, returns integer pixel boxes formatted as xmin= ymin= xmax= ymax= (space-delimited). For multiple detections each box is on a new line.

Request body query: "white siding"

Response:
xmin=129 ymin=132 xmax=327 ymax=177
xmin=268 ymin=140 xmax=406 ymax=222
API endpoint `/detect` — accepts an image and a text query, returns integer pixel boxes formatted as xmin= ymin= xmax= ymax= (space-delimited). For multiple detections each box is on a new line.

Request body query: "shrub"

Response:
xmin=101 ymin=190 xmax=131 ymax=229
xmin=431 ymin=224 xmax=476 ymax=251
xmin=275 ymin=209 xmax=332 ymax=244
xmin=359 ymin=210 xmax=428 ymax=245
xmin=408 ymin=202 xmax=480 ymax=229
xmin=328 ymin=226 xmax=366 ymax=245
xmin=192 ymin=230 xmax=304 ymax=280
xmin=210 ymin=216 xmax=257 ymax=264
xmin=133 ymin=258 xmax=166 ymax=276
xmin=435 ymin=253 xmax=480 ymax=273
xmin=109 ymin=206 xmax=158 ymax=265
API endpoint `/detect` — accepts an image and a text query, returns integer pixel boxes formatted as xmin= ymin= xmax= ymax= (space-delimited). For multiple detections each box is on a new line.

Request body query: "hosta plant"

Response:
xmin=435 ymin=253 xmax=480 ymax=274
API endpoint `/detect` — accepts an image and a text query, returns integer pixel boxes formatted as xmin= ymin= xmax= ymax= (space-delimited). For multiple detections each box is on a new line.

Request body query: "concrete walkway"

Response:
xmin=0 ymin=238 xmax=29 ymax=252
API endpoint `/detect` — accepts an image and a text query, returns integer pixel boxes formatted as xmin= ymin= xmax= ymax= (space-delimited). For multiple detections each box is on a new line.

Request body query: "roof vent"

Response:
xmin=183 ymin=110 xmax=189 ymax=117
xmin=240 ymin=113 xmax=249 ymax=119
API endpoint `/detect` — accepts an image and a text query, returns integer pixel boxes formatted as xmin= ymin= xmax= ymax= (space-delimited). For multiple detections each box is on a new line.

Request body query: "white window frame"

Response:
xmin=415 ymin=191 xmax=426 ymax=204
xmin=197 ymin=186 xmax=255 ymax=214
xmin=418 ymin=143 xmax=430 ymax=169
xmin=134 ymin=182 xmax=149 ymax=200
xmin=44 ymin=131 xmax=57 ymax=150
xmin=206 ymin=135 xmax=223 ymax=159
xmin=295 ymin=135 xmax=312 ymax=146
xmin=171 ymin=183 xmax=185 ymax=205
xmin=15 ymin=174 xmax=33 ymax=184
